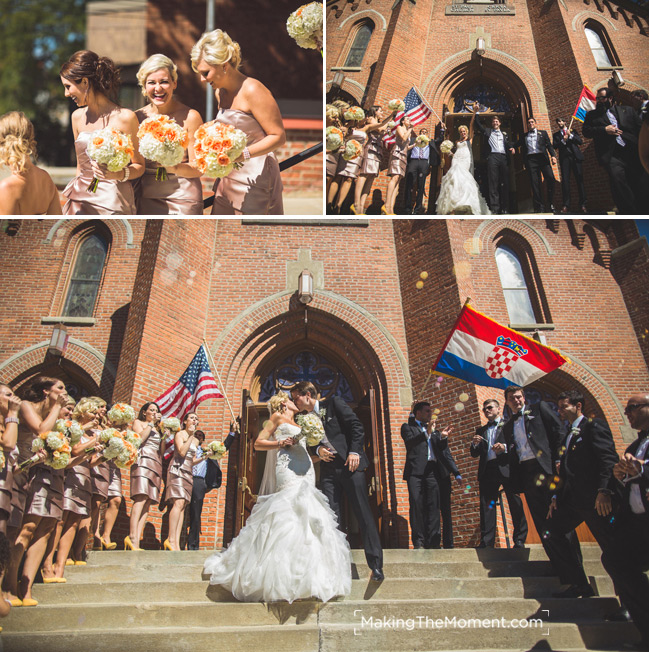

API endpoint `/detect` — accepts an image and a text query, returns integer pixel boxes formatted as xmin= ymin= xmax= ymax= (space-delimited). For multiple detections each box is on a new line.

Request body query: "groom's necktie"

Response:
xmin=606 ymin=109 xmax=625 ymax=147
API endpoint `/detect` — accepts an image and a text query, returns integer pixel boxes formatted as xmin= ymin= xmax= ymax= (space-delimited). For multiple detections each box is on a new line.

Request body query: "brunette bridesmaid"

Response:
xmin=134 ymin=54 xmax=204 ymax=214
xmin=0 ymin=385 xmax=20 ymax=535
xmin=163 ymin=413 xmax=199 ymax=551
xmin=126 ymin=402 xmax=164 ymax=550
xmin=385 ymin=116 xmax=413 ymax=215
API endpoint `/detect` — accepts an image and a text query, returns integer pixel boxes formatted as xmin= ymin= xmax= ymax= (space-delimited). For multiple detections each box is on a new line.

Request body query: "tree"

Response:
xmin=0 ymin=0 xmax=86 ymax=165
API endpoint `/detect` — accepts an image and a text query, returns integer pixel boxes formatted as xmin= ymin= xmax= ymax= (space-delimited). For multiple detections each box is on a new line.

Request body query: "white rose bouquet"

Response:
xmin=295 ymin=412 xmax=325 ymax=446
xmin=100 ymin=429 xmax=140 ymax=469
xmin=161 ymin=417 xmax=181 ymax=433
xmin=85 ymin=127 xmax=134 ymax=192
xmin=54 ymin=418 xmax=84 ymax=446
xmin=137 ymin=115 xmax=189 ymax=181
xmin=107 ymin=403 xmax=136 ymax=426
xmin=326 ymin=126 xmax=344 ymax=152
xmin=194 ymin=120 xmax=248 ymax=178
xmin=415 ymin=134 xmax=430 ymax=147
xmin=440 ymin=139 xmax=454 ymax=155
xmin=286 ymin=2 xmax=323 ymax=52
xmin=387 ymin=99 xmax=405 ymax=112
xmin=202 ymin=441 xmax=226 ymax=460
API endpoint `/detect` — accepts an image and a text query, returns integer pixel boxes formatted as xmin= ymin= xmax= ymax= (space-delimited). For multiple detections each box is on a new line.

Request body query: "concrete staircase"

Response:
xmin=2 ymin=545 xmax=640 ymax=652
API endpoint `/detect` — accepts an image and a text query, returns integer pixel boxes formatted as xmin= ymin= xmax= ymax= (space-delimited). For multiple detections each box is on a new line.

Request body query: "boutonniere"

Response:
xmin=524 ymin=410 xmax=534 ymax=421
xmin=570 ymin=426 xmax=581 ymax=436
xmin=318 ymin=407 xmax=327 ymax=422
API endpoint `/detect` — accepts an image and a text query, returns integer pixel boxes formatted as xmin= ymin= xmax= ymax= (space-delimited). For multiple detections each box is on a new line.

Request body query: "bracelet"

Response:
xmin=4 ymin=417 xmax=18 ymax=424
xmin=243 ymin=147 xmax=250 ymax=161
xmin=122 ymin=166 xmax=130 ymax=182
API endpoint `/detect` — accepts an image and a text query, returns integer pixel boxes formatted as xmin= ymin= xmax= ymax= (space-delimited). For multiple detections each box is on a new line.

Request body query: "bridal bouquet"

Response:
xmin=387 ymin=99 xmax=405 ymax=112
xmin=342 ymin=139 xmax=363 ymax=161
xmin=387 ymin=121 xmax=397 ymax=129
xmin=107 ymin=403 xmax=136 ymax=426
xmin=86 ymin=127 xmax=134 ymax=192
xmin=202 ymin=440 xmax=226 ymax=460
xmin=343 ymin=106 xmax=365 ymax=122
xmin=24 ymin=430 xmax=72 ymax=470
xmin=326 ymin=126 xmax=344 ymax=152
xmin=286 ymin=2 xmax=323 ymax=52
xmin=137 ymin=115 xmax=189 ymax=181
xmin=295 ymin=413 xmax=325 ymax=446
xmin=161 ymin=417 xmax=181 ymax=433
xmin=194 ymin=120 xmax=248 ymax=178
xmin=416 ymin=134 xmax=430 ymax=147
xmin=54 ymin=418 xmax=84 ymax=446
xmin=440 ymin=139 xmax=454 ymax=155
xmin=99 ymin=428 xmax=141 ymax=469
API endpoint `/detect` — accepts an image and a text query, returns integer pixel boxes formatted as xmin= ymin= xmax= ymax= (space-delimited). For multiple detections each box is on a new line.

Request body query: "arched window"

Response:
xmin=344 ymin=21 xmax=374 ymax=68
xmin=62 ymin=233 xmax=109 ymax=317
xmin=495 ymin=245 xmax=537 ymax=324
xmin=584 ymin=22 xmax=620 ymax=68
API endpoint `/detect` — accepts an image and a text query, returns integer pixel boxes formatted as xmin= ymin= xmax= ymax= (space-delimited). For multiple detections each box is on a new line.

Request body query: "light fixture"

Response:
xmin=475 ymin=38 xmax=486 ymax=57
xmin=612 ymin=70 xmax=625 ymax=87
xmin=298 ymin=269 xmax=314 ymax=304
xmin=332 ymin=71 xmax=345 ymax=89
xmin=48 ymin=323 xmax=69 ymax=357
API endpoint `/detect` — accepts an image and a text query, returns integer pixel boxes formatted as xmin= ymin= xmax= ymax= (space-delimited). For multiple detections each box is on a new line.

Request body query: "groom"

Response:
xmin=291 ymin=381 xmax=384 ymax=580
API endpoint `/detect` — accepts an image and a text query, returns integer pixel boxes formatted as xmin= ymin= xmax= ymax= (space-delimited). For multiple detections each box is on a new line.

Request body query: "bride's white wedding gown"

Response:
xmin=436 ymin=139 xmax=491 ymax=215
xmin=203 ymin=422 xmax=352 ymax=603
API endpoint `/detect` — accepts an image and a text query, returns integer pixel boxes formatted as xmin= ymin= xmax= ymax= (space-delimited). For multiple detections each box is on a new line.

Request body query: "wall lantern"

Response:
xmin=332 ymin=71 xmax=346 ymax=89
xmin=298 ymin=269 xmax=314 ymax=304
xmin=475 ymin=38 xmax=486 ymax=57
xmin=48 ymin=323 xmax=69 ymax=357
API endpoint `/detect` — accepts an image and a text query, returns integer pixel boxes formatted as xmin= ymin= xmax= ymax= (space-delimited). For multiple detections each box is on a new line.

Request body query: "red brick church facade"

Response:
xmin=1 ymin=218 xmax=648 ymax=549
xmin=326 ymin=0 xmax=649 ymax=213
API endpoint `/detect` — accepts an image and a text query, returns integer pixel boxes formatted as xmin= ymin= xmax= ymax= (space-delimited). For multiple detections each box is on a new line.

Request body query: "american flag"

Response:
xmin=384 ymin=87 xmax=433 ymax=145
xmin=156 ymin=345 xmax=222 ymax=458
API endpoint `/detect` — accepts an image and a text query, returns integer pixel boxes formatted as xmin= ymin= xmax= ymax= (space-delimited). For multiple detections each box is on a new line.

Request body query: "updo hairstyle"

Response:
xmin=60 ymin=50 xmax=121 ymax=101
xmin=268 ymin=391 xmax=290 ymax=415
xmin=191 ymin=29 xmax=242 ymax=72
xmin=0 ymin=111 xmax=37 ymax=173
xmin=22 ymin=376 xmax=62 ymax=402
xmin=72 ymin=396 xmax=101 ymax=422
xmin=136 ymin=54 xmax=178 ymax=97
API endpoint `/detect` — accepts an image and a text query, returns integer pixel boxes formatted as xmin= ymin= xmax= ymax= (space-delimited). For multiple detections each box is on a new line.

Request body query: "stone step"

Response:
xmin=28 ymin=574 xmax=617 ymax=604
xmin=3 ymin=597 xmax=621 ymax=633
xmin=58 ymin=558 xmax=609 ymax=583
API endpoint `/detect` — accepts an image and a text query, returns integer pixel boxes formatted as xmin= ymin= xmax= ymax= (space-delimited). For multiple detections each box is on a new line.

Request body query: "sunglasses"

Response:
xmin=624 ymin=403 xmax=649 ymax=414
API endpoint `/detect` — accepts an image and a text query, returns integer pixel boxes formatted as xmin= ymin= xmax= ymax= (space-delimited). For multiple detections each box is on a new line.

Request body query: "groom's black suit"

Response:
xmin=311 ymin=396 xmax=383 ymax=572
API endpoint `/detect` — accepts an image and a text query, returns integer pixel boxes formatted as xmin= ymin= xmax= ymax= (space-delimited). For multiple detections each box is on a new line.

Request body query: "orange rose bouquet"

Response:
xmin=137 ymin=115 xmax=189 ymax=181
xmin=193 ymin=120 xmax=248 ymax=178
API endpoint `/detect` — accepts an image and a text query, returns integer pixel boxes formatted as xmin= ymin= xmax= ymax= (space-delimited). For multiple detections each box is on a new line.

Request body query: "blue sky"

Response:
xmin=637 ymin=219 xmax=649 ymax=240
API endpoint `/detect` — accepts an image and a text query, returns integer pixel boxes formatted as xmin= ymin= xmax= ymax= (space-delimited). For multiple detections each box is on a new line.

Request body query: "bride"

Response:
xmin=203 ymin=391 xmax=352 ymax=603
xmin=436 ymin=105 xmax=490 ymax=215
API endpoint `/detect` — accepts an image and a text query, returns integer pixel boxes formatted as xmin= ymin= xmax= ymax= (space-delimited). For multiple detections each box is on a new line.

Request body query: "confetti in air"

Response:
xmin=459 ymin=392 xmax=469 ymax=402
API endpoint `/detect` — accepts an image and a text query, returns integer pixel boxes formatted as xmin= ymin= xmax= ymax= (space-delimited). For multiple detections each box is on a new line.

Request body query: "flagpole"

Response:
xmin=202 ymin=341 xmax=237 ymax=424
xmin=413 ymin=85 xmax=441 ymax=123
xmin=429 ymin=296 xmax=472 ymax=376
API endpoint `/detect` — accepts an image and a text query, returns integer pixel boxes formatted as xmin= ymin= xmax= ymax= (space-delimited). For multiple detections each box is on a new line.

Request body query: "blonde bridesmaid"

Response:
xmin=0 ymin=385 xmax=20 ymax=535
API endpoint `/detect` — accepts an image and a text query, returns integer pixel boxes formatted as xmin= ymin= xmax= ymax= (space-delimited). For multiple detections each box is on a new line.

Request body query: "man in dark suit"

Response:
xmin=187 ymin=425 xmax=237 ymax=550
xmin=405 ymin=128 xmax=430 ymax=215
xmin=502 ymin=386 xmax=590 ymax=596
xmin=434 ymin=426 xmax=463 ymax=549
xmin=474 ymin=109 xmax=515 ymax=214
xmin=583 ymin=87 xmax=643 ymax=214
xmin=291 ymin=381 xmax=384 ymax=580
xmin=401 ymin=402 xmax=453 ymax=549
xmin=545 ymin=390 xmax=619 ymax=596
xmin=553 ymin=117 xmax=587 ymax=214
xmin=470 ymin=398 xmax=527 ymax=548
xmin=601 ymin=392 xmax=649 ymax=650
xmin=515 ymin=117 xmax=557 ymax=213
xmin=426 ymin=122 xmax=445 ymax=214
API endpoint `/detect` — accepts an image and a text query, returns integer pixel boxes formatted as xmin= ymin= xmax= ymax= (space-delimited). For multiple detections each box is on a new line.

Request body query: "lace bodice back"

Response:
xmin=274 ymin=423 xmax=314 ymax=490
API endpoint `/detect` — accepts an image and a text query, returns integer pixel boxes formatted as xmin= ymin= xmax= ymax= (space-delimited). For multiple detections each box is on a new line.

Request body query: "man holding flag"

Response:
xmin=552 ymin=116 xmax=586 ymax=214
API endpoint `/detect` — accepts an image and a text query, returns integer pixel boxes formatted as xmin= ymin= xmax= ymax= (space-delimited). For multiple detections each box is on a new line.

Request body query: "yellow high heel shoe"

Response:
xmin=350 ymin=204 xmax=357 ymax=215
xmin=124 ymin=535 xmax=142 ymax=551
xmin=101 ymin=537 xmax=117 ymax=551
xmin=163 ymin=539 xmax=173 ymax=551
xmin=65 ymin=559 xmax=74 ymax=566
xmin=9 ymin=598 xmax=22 ymax=607
xmin=381 ymin=205 xmax=387 ymax=215
xmin=74 ymin=561 xmax=86 ymax=566
xmin=21 ymin=598 xmax=38 ymax=607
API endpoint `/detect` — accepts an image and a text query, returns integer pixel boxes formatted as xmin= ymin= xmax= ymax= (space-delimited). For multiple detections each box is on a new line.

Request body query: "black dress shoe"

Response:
xmin=476 ymin=542 xmax=488 ymax=549
xmin=370 ymin=568 xmax=384 ymax=581
xmin=413 ymin=545 xmax=424 ymax=550
xmin=513 ymin=542 xmax=526 ymax=549
xmin=604 ymin=606 xmax=632 ymax=622
xmin=552 ymin=584 xmax=595 ymax=598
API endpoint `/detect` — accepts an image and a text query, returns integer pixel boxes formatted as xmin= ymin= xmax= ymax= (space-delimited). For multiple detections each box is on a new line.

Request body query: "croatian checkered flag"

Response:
xmin=383 ymin=87 xmax=433 ymax=145
xmin=156 ymin=345 xmax=223 ymax=458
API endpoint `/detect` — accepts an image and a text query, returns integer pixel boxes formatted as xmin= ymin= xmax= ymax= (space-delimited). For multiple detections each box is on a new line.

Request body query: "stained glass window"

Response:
xmin=62 ymin=234 xmax=108 ymax=317
xmin=495 ymin=245 xmax=537 ymax=324
xmin=258 ymin=351 xmax=354 ymax=402
xmin=344 ymin=23 xmax=373 ymax=68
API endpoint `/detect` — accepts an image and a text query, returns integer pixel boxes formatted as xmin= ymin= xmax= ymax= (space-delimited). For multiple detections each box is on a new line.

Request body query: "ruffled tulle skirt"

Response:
xmin=203 ymin=477 xmax=352 ymax=603
xmin=435 ymin=158 xmax=491 ymax=215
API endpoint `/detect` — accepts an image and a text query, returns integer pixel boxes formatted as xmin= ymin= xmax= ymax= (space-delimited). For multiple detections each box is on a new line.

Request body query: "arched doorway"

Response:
xmin=10 ymin=359 xmax=100 ymax=402
xmin=429 ymin=57 xmax=540 ymax=213
xmin=222 ymin=305 xmax=392 ymax=549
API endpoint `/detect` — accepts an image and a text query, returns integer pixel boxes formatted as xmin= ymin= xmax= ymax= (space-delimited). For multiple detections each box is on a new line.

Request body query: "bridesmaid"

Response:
xmin=163 ymin=413 xmax=199 ymax=551
xmin=60 ymin=50 xmax=145 ymax=214
xmin=4 ymin=376 xmax=68 ymax=606
xmin=0 ymin=112 xmax=62 ymax=215
xmin=126 ymin=402 xmax=164 ymax=550
xmin=43 ymin=398 xmax=102 ymax=581
xmin=87 ymin=397 xmax=109 ymax=553
xmin=191 ymin=29 xmax=285 ymax=215
xmin=0 ymin=385 xmax=20 ymax=535
xmin=385 ymin=116 xmax=413 ymax=215
xmin=100 ymin=460 xmax=122 ymax=550
xmin=326 ymin=103 xmax=345 ymax=198
xmin=134 ymin=54 xmax=204 ymax=215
